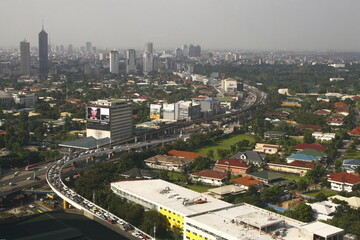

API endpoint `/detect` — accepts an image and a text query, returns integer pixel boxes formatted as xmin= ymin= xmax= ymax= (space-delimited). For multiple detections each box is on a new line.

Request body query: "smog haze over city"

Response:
xmin=2 ymin=0 xmax=360 ymax=51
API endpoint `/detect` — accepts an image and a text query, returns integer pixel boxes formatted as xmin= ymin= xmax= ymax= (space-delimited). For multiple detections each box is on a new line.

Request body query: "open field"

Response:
xmin=194 ymin=134 xmax=256 ymax=160
xmin=302 ymin=189 xmax=337 ymax=197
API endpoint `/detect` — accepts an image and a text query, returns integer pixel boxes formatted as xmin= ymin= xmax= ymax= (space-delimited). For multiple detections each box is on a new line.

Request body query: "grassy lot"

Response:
xmin=194 ymin=134 xmax=256 ymax=160
xmin=181 ymin=184 xmax=213 ymax=193
xmin=302 ymin=189 xmax=337 ymax=197
xmin=343 ymin=152 xmax=360 ymax=159
xmin=280 ymin=173 xmax=302 ymax=181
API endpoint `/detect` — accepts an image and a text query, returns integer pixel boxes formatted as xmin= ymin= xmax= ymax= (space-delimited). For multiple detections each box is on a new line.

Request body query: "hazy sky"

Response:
xmin=1 ymin=0 xmax=360 ymax=51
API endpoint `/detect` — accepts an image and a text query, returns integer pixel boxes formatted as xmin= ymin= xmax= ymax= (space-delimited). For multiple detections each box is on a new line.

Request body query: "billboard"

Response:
xmin=163 ymin=103 xmax=175 ymax=113
xmin=150 ymin=104 xmax=162 ymax=119
xmin=87 ymin=107 xmax=110 ymax=123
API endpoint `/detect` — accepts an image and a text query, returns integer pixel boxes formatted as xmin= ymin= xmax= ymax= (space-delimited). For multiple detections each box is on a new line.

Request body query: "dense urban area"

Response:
xmin=0 ymin=37 xmax=360 ymax=240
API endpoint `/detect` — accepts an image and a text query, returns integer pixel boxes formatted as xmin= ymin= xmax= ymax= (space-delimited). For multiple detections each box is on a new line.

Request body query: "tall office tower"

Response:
xmin=194 ymin=45 xmax=201 ymax=57
xmin=143 ymin=52 xmax=154 ymax=74
xmin=182 ymin=44 xmax=189 ymax=56
xmin=68 ymin=44 xmax=73 ymax=54
xmin=109 ymin=50 xmax=119 ymax=74
xmin=188 ymin=44 xmax=195 ymax=57
xmin=144 ymin=42 xmax=153 ymax=54
xmin=143 ymin=42 xmax=154 ymax=74
xmin=126 ymin=49 xmax=136 ymax=74
xmin=38 ymin=27 xmax=48 ymax=78
xmin=175 ymin=48 xmax=182 ymax=58
xmin=20 ymin=40 xmax=30 ymax=75
xmin=86 ymin=99 xmax=133 ymax=141
xmin=86 ymin=42 xmax=92 ymax=53
xmin=60 ymin=45 xmax=65 ymax=53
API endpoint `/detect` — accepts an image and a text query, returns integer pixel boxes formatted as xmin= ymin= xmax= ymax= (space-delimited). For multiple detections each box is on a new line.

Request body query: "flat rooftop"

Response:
xmin=186 ymin=203 xmax=305 ymax=240
xmin=111 ymin=179 xmax=232 ymax=216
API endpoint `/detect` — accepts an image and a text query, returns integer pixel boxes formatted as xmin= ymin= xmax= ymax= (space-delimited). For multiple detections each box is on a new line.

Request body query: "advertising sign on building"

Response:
xmin=86 ymin=106 xmax=110 ymax=123
xmin=163 ymin=104 xmax=175 ymax=113
xmin=150 ymin=104 xmax=162 ymax=119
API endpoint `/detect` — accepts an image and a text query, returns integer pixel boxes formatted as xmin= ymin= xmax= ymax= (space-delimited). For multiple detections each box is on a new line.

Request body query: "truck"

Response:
xmin=25 ymin=164 xmax=37 ymax=171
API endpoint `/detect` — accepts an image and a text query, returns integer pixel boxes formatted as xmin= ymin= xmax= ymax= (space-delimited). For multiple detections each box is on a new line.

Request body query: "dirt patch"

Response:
xmin=278 ymin=199 xmax=302 ymax=210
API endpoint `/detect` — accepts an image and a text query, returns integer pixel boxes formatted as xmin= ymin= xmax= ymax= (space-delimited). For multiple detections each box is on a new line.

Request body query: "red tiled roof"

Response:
xmin=313 ymin=109 xmax=330 ymax=115
xmin=326 ymin=115 xmax=345 ymax=123
xmin=192 ymin=170 xmax=227 ymax=179
xmin=301 ymin=125 xmax=323 ymax=131
xmin=167 ymin=150 xmax=206 ymax=160
xmin=328 ymin=172 xmax=360 ymax=184
xmin=294 ymin=143 xmax=327 ymax=152
xmin=319 ymin=101 xmax=330 ymax=105
xmin=268 ymin=160 xmax=315 ymax=169
xmin=349 ymin=127 xmax=360 ymax=136
xmin=334 ymin=108 xmax=349 ymax=113
xmin=231 ymin=176 xmax=262 ymax=186
xmin=352 ymin=96 xmax=360 ymax=100
xmin=334 ymin=102 xmax=348 ymax=108
xmin=215 ymin=158 xmax=250 ymax=168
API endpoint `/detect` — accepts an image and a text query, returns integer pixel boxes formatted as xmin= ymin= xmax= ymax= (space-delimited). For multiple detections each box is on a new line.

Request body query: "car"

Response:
xmin=28 ymin=204 xmax=35 ymax=208
xmin=8 ymin=182 xmax=14 ymax=186
xmin=26 ymin=177 xmax=32 ymax=180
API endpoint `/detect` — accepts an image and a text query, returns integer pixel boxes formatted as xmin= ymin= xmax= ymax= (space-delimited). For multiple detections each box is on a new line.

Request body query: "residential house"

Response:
xmin=348 ymin=127 xmax=360 ymax=137
xmin=306 ymin=201 xmax=339 ymax=221
xmin=297 ymin=149 xmax=327 ymax=161
xmin=253 ymin=143 xmax=283 ymax=155
xmin=247 ymin=170 xmax=288 ymax=186
xmin=329 ymin=195 xmax=360 ymax=209
xmin=312 ymin=132 xmax=336 ymax=142
xmin=264 ymin=131 xmax=286 ymax=139
xmin=230 ymin=176 xmax=263 ymax=189
xmin=286 ymin=154 xmax=319 ymax=163
xmin=267 ymin=161 xmax=316 ymax=176
xmin=301 ymin=125 xmax=323 ymax=132
xmin=327 ymin=172 xmax=360 ymax=192
xmin=167 ymin=150 xmax=206 ymax=160
xmin=294 ymin=143 xmax=327 ymax=152
xmin=313 ymin=109 xmax=331 ymax=116
xmin=213 ymin=158 xmax=250 ymax=176
xmin=144 ymin=155 xmax=193 ymax=172
xmin=341 ymin=159 xmax=360 ymax=173
xmin=326 ymin=115 xmax=345 ymax=126
xmin=190 ymin=170 xmax=227 ymax=186
xmin=230 ymin=151 xmax=266 ymax=166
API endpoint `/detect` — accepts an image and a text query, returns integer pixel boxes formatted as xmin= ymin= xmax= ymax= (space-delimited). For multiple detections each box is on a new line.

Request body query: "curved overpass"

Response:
xmin=46 ymin=85 xmax=267 ymax=239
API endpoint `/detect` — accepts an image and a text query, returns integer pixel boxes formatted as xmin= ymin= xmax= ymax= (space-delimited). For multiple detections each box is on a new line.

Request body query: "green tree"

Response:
xmin=297 ymin=178 xmax=309 ymax=192
xmin=286 ymin=203 xmax=313 ymax=222
xmin=140 ymin=210 xmax=168 ymax=238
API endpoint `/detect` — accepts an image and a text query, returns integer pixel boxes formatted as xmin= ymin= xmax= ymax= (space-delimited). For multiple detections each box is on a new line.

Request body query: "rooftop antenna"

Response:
xmin=42 ymin=17 xmax=44 ymax=30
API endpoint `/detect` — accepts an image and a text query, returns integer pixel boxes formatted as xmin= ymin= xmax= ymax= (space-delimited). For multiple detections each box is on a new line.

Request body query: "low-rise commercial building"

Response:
xmin=110 ymin=179 xmax=344 ymax=240
xmin=144 ymin=155 xmax=193 ymax=172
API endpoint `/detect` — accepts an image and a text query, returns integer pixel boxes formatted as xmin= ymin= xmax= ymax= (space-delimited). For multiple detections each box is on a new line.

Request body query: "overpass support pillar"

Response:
xmin=63 ymin=199 xmax=69 ymax=209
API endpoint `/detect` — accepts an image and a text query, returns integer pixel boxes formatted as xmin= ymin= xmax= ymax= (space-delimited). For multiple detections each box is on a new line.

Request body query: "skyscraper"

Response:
xmin=38 ymin=26 xmax=48 ymax=78
xmin=86 ymin=42 xmax=92 ymax=53
xmin=126 ymin=49 xmax=136 ymax=74
xmin=20 ymin=40 xmax=30 ymax=75
xmin=143 ymin=42 xmax=154 ymax=74
xmin=109 ymin=50 xmax=119 ymax=74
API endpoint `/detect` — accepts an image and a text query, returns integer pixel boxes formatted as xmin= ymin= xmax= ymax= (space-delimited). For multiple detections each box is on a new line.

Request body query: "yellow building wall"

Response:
xmin=159 ymin=207 xmax=184 ymax=229
xmin=185 ymin=229 xmax=211 ymax=240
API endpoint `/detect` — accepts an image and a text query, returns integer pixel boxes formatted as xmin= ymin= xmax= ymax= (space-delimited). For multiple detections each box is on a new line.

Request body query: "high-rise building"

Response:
xmin=144 ymin=42 xmax=153 ymax=54
xmin=188 ymin=44 xmax=195 ymax=57
xmin=126 ymin=49 xmax=136 ymax=74
xmin=38 ymin=26 xmax=48 ymax=78
xmin=109 ymin=50 xmax=119 ymax=74
xmin=20 ymin=40 xmax=30 ymax=75
xmin=86 ymin=42 xmax=92 ymax=53
xmin=68 ymin=44 xmax=73 ymax=54
xmin=143 ymin=42 xmax=154 ymax=74
xmin=86 ymin=99 xmax=132 ymax=142
xmin=194 ymin=45 xmax=201 ymax=57
xmin=182 ymin=44 xmax=189 ymax=56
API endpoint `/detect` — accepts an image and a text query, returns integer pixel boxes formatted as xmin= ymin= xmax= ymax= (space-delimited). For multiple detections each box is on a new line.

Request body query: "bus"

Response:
xmin=25 ymin=164 xmax=37 ymax=171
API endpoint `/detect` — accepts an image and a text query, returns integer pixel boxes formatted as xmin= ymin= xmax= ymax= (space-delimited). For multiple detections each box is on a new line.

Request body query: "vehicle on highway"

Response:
xmin=25 ymin=164 xmax=37 ymax=171
xmin=26 ymin=176 xmax=32 ymax=180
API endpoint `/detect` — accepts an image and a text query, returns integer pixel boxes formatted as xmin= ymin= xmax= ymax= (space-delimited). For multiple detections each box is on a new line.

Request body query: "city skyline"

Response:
xmin=1 ymin=0 xmax=360 ymax=51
